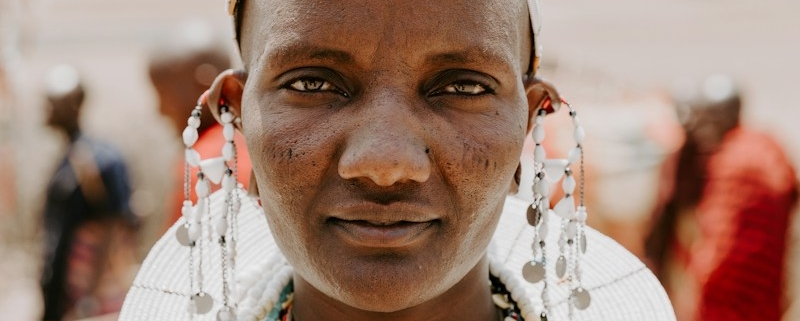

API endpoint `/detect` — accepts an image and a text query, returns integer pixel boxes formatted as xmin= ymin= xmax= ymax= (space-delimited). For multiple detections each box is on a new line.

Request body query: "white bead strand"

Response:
xmin=222 ymin=170 xmax=236 ymax=193
xmin=222 ymin=142 xmax=235 ymax=161
xmin=196 ymin=174 xmax=211 ymax=198
xmin=183 ymin=110 xmax=200 ymax=147
xmin=525 ymin=102 xmax=593 ymax=321
xmin=221 ymin=111 xmax=234 ymax=124
xmin=533 ymin=145 xmax=546 ymax=163
xmin=185 ymin=148 xmax=201 ymax=167
xmin=216 ymin=105 xmax=241 ymax=321
xmin=533 ymin=125 xmax=545 ymax=144
xmin=183 ymin=126 xmax=199 ymax=147
xmin=567 ymin=147 xmax=582 ymax=165
xmin=223 ymin=124 xmax=235 ymax=142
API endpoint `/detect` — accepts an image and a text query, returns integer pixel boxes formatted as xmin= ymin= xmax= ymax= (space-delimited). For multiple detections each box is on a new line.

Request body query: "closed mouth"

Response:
xmin=329 ymin=218 xmax=437 ymax=248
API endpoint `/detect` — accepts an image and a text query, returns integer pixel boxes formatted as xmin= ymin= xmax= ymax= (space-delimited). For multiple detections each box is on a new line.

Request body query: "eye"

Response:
xmin=287 ymin=78 xmax=336 ymax=92
xmin=442 ymin=82 xmax=489 ymax=95
xmin=423 ymin=70 xmax=499 ymax=113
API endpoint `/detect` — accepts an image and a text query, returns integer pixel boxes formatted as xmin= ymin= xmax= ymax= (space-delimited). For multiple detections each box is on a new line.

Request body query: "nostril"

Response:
xmin=338 ymin=147 xmax=432 ymax=186
xmin=338 ymin=125 xmax=432 ymax=186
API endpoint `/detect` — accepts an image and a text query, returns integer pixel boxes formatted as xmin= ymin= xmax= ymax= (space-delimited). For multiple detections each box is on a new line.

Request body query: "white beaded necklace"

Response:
xmin=232 ymin=254 xmax=540 ymax=321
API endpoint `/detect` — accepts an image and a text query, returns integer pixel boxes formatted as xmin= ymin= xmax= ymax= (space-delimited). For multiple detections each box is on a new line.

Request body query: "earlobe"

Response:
xmin=523 ymin=77 xmax=562 ymax=133
xmin=203 ymin=69 xmax=261 ymax=198
xmin=206 ymin=69 xmax=247 ymax=130
xmin=509 ymin=163 xmax=522 ymax=195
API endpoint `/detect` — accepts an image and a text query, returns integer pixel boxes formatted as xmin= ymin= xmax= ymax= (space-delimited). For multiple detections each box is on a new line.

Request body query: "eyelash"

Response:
xmin=438 ymin=81 xmax=492 ymax=96
xmin=286 ymin=77 xmax=335 ymax=92
xmin=282 ymin=77 xmax=351 ymax=99
xmin=283 ymin=77 xmax=493 ymax=99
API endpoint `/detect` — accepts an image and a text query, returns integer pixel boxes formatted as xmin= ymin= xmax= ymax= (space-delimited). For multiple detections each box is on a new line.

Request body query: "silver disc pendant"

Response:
xmin=217 ymin=307 xmax=235 ymax=321
xmin=522 ymin=261 xmax=546 ymax=283
xmin=571 ymin=287 xmax=591 ymax=310
xmin=526 ymin=204 xmax=542 ymax=226
xmin=190 ymin=292 xmax=214 ymax=314
xmin=176 ymin=224 xmax=192 ymax=247
xmin=555 ymin=255 xmax=567 ymax=278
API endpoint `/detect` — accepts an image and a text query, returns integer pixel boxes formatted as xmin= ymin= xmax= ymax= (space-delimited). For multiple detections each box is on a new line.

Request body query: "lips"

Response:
xmin=330 ymin=218 xmax=436 ymax=248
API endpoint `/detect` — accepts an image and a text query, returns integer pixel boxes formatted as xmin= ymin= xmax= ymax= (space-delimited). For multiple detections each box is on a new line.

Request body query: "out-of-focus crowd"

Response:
xmin=1 ymin=0 xmax=798 ymax=321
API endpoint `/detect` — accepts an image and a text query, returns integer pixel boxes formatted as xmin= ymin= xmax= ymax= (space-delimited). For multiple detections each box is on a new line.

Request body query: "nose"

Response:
xmin=338 ymin=95 xmax=432 ymax=187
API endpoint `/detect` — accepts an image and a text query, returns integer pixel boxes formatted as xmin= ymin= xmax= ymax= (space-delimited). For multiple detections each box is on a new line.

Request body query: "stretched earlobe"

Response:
xmin=509 ymin=163 xmax=522 ymax=195
xmin=524 ymin=77 xmax=561 ymax=114
xmin=523 ymin=77 xmax=562 ymax=133
xmin=206 ymin=69 xmax=247 ymax=130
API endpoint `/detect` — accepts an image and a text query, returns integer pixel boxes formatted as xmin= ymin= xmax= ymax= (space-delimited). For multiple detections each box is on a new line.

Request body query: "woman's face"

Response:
xmin=237 ymin=0 xmax=535 ymax=313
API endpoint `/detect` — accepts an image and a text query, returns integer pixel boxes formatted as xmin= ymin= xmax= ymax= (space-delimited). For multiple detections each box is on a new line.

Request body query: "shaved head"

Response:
xmin=234 ymin=0 xmax=535 ymax=76
xmin=208 ymin=1 xmax=559 ymax=319
xmin=218 ymin=0 xmax=549 ymax=318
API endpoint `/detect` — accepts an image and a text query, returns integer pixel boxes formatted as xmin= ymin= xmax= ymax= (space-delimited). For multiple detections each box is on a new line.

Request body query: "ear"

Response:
xmin=205 ymin=69 xmax=247 ymax=131
xmin=203 ymin=69 xmax=262 ymax=197
xmin=508 ymin=163 xmax=522 ymax=195
xmin=523 ymin=76 xmax=562 ymax=133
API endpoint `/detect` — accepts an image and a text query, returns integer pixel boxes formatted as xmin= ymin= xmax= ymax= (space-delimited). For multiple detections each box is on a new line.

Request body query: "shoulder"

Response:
xmin=492 ymin=196 xmax=676 ymax=321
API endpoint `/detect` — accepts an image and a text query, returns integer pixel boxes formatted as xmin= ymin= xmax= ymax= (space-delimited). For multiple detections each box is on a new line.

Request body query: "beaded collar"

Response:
xmin=234 ymin=249 xmax=546 ymax=321
xmin=236 ymin=253 xmax=540 ymax=321
xmin=261 ymin=276 xmax=524 ymax=321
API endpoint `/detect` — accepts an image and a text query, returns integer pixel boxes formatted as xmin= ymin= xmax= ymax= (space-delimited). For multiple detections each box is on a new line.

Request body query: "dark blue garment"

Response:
xmin=41 ymin=134 xmax=135 ymax=321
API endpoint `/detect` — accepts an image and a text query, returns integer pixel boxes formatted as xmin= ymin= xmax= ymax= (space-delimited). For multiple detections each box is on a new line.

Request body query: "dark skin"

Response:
xmin=46 ymin=85 xmax=84 ymax=141
xmin=207 ymin=1 xmax=560 ymax=320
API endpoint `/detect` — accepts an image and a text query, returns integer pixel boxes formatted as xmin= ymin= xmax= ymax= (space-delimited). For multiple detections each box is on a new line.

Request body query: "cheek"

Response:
xmin=440 ymin=113 xmax=526 ymax=207
xmin=434 ymin=108 xmax=527 ymax=242
xmin=241 ymin=95 xmax=338 ymax=215
xmin=241 ymin=97 xmax=341 ymax=262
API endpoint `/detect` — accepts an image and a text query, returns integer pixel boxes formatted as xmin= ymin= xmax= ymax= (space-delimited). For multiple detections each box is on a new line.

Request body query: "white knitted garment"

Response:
xmin=119 ymin=189 xmax=675 ymax=321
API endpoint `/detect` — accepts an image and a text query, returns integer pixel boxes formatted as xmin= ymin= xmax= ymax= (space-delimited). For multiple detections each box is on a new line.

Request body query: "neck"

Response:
xmin=291 ymin=255 xmax=498 ymax=321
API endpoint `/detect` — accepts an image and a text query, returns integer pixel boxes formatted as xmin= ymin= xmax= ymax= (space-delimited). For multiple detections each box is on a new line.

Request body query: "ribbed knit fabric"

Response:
xmin=120 ymin=192 xmax=676 ymax=320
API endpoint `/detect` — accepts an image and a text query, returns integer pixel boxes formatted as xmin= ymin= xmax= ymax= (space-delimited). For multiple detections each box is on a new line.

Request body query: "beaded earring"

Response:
xmin=175 ymin=98 xmax=242 ymax=320
xmin=522 ymin=98 xmax=590 ymax=321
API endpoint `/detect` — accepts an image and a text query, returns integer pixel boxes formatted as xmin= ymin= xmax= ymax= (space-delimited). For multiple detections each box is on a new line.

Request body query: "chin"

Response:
xmin=319 ymin=252 xmax=451 ymax=313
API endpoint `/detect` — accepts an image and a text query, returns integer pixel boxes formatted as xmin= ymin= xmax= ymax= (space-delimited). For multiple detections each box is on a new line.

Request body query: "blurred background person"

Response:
xmin=39 ymin=64 xmax=139 ymax=321
xmin=147 ymin=21 xmax=250 ymax=228
xmin=0 ymin=0 xmax=22 ymax=240
xmin=646 ymin=75 xmax=799 ymax=321
xmin=1 ymin=57 xmax=18 ymax=228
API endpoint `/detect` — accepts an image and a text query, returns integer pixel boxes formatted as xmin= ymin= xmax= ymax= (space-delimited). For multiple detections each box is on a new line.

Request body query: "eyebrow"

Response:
xmin=427 ymin=51 xmax=492 ymax=66
xmin=424 ymin=49 xmax=515 ymax=77
xmin=266 ymin=44 xmax=355 ymax=70
xmin=260 ymin=43 xmax=515 ymax=79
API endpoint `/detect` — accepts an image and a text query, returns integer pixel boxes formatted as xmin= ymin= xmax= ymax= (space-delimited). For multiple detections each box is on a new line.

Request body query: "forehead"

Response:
xmin=240 ymin=0 xmax=528 ymax=72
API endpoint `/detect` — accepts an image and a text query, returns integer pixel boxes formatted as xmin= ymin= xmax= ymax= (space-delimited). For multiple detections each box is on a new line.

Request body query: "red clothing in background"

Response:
xmin=681 ymin=127 xmax=797 ymax=321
